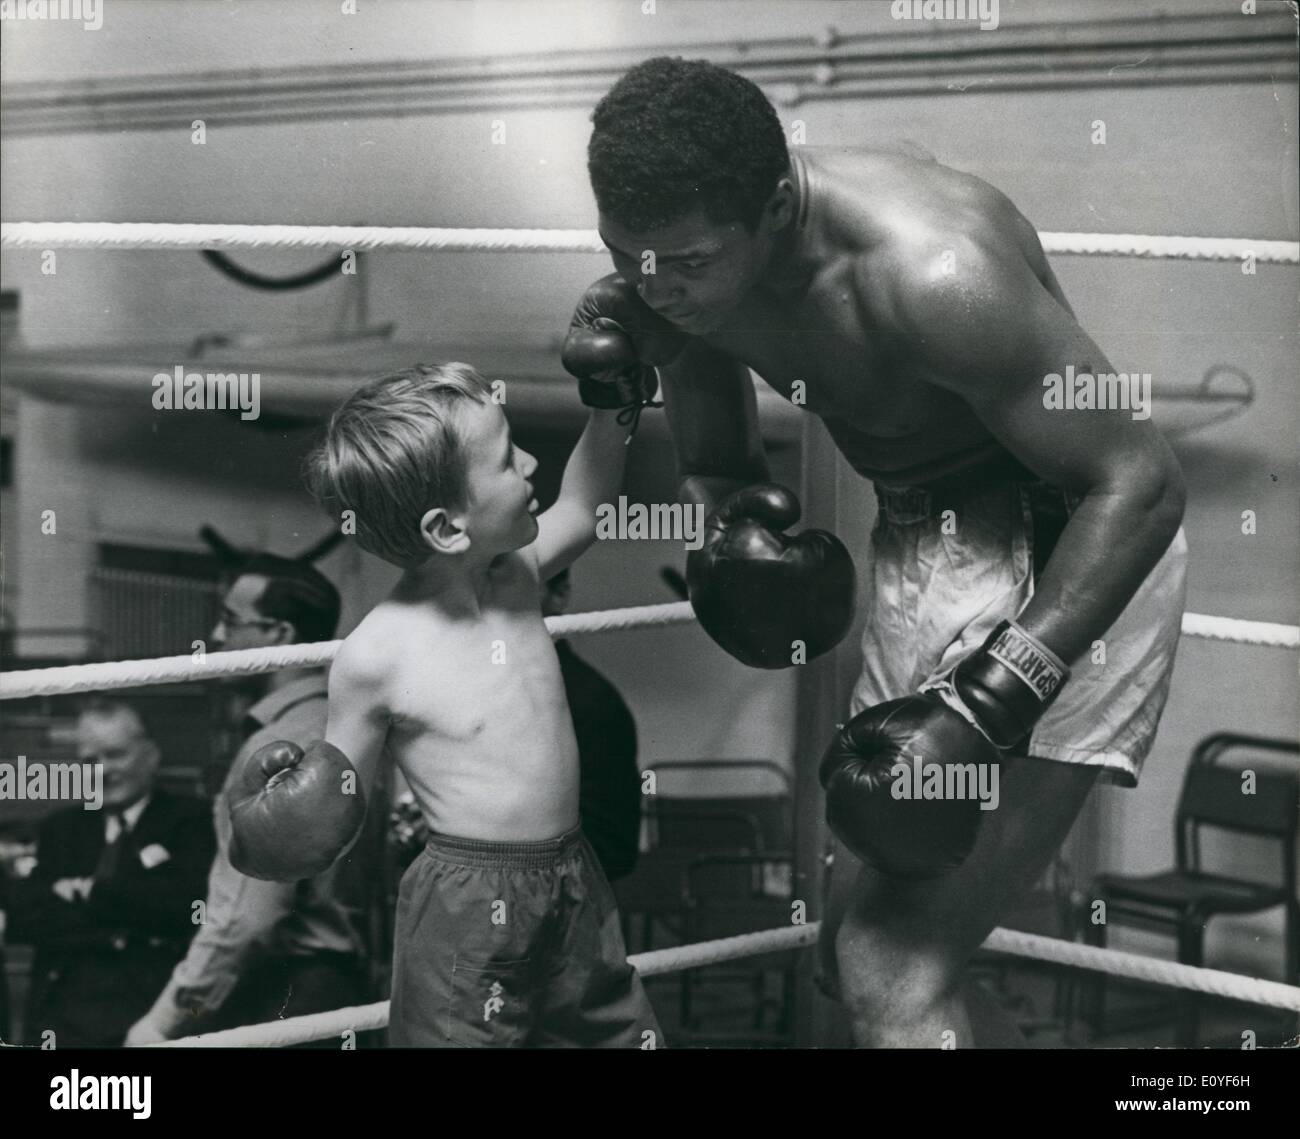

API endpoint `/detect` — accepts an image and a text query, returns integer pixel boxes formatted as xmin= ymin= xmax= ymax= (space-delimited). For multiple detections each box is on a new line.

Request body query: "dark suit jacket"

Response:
xmin=557 ymin=641 xmax=640 ymax=882
xmin=7 ymin=789 xmax=215 ymax=1046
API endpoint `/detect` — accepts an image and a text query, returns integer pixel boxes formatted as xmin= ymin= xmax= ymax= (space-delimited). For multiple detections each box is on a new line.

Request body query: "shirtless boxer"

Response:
xmin=226 ymin=363 xmax=659 ymax=1047
xmin=562 ymin=57 xmax=1188 ymax=1047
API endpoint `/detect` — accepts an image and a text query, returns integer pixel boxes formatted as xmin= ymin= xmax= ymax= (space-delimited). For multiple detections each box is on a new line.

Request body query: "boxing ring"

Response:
xmin=1 ymin=220 xmax=1297 ymax=1046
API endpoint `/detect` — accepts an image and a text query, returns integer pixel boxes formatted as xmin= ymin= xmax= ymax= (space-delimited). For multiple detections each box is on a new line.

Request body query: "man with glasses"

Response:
xmin=127 ymin=554 xmax=372 ymax=1045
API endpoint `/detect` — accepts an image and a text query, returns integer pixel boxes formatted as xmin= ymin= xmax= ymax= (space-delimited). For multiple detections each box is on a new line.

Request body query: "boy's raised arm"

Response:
xmin=533 ymin=408 xmax=628 ymax=582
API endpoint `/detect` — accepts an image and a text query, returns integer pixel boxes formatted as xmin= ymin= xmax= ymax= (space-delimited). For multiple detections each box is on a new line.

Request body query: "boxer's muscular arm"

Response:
xmin=658 ymin=339 xmax=771 ymax=513
xmin=876 ymin=237 xmax=1185 ymax=665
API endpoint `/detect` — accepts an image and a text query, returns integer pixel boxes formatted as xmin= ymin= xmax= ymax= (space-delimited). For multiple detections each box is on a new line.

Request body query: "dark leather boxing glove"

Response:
xmin=820 ymin=619 xmax=1070 ymax=878
xmin=686 ymin=483 xmax=856 ymax=669
xmin=561 ymin=274 xmax=688 ymax=415
xmin=820 ymin=694 xmax=995 ymax=879
xmin=228 ymin=739 xmax=366 ymax=882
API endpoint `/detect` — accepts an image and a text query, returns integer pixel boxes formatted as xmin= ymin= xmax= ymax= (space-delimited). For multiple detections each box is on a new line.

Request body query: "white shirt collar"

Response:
xmin=107 ymin=793 xmax=151 ymax=840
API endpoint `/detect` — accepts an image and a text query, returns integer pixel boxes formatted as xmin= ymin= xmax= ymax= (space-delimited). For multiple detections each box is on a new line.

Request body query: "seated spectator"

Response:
xmin=7 ymin=697 xmax=214 ymax=1047
xmin=128 ymin=553 xmax=372 ymax=1045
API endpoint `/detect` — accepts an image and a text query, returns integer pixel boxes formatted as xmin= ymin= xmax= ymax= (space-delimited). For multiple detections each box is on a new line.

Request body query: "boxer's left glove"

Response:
xmin=561 ymin=274 xmax=688 ymax=424
xmin=819 ymin=620 xmax=1069 ymax=879
xmin=228 ymin=740 xmax=366 ymax=882
xmin=686 ymin=484 xmax=856 ymax=669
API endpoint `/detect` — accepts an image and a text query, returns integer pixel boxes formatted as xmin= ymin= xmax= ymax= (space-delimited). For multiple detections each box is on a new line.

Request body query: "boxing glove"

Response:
xmin=820 ymin=620 xmax=1070 ymax=878
xmin=820 ymin=694 xmax=994 ymax=879
xmin=686 ymin=483 xmax=856 ymax=669
xmin=228 ymin=739 xmax=366 ymax=882
xmin=561 ymin=274 xmax=688 ymax=416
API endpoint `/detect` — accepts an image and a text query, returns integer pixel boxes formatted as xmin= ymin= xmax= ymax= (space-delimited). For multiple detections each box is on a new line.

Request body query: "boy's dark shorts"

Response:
xmin=389 ymin=826 xmax=660 ymax=1047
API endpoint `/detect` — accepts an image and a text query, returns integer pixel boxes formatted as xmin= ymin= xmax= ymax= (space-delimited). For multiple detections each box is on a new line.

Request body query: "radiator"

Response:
xmin=90 ymin=567 xmax=221 ymax=661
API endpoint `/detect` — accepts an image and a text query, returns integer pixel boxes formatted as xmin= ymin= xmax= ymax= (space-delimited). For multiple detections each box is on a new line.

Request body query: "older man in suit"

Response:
xmin=7 ymin=697 xmax=214 ymax=1046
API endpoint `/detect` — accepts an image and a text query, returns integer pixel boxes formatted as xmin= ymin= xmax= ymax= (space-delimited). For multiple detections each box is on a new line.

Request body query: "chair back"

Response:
xmin=643 ymin=759 xmax=793 ymax=852
xmin=651 ymin=806 xmax=764 ymax=852
xmin=1175 ymin=733 xmax=1299 ymax=894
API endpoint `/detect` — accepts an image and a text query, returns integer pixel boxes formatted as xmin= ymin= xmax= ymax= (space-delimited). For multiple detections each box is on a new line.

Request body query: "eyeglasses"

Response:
xmin=217 ymin=610 xmax=281 ymax=631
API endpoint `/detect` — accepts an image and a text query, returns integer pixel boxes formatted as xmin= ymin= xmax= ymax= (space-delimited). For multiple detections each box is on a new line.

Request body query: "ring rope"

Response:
xmin=1179 ymin=612 xmax=1299 ymax=649
xmin=1 ymin=603 xmax=1292 ymax=701
xmin=2 ymin=222 xmax=1297 ymax=264
xmin=983 ymin=928 xmax=1300 ymax=1012
xmin=147 ymin=921 xmax=1300 ymax=1047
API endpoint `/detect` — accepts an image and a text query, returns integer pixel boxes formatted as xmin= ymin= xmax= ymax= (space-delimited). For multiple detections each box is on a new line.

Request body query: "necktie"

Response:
xmin=93 ymin=812 xmax=129 ymax=883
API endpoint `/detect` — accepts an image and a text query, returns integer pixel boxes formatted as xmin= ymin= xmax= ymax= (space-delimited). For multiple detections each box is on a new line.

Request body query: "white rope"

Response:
xmin=0 ymin=222 xmax=605 ymax=254
xmin=0 ymin=602 xmax=697 ymax=699
xmin=154 ymin=999 xmax=390 ymax=1048
xmin=1037 ymin=231 xmax=1298 ymax=264
xmin=2 ymin=222 xmax=1296 ymax=263
xmin=632 ymin=921 xmax=820 ymax=977
xmin=547 ymin=600 xmax=696 ymax=638
xmin=1 ymin=602 xmax=1292 ymax=700
xmin=146 ymin=920 xmax=1300 ymax=1047
xmin=985 ymin=929 xmax=1300 ymax=1011
xmin=1180 ymin=612 xmax=1299 ymax=650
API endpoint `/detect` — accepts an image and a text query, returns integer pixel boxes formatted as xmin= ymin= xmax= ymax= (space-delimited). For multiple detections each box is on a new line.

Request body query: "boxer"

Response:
xmin=564 ymin=57 xmax=1187 ymax=1047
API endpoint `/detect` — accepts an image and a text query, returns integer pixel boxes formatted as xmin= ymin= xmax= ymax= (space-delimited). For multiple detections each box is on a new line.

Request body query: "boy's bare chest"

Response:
xmin=387 ymin=611 xmax=568 ymax=742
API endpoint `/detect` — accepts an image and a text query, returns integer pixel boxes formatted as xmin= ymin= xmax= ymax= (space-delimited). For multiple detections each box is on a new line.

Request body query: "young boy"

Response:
xmin=231 ymin=362 xmax=660 ymax=1047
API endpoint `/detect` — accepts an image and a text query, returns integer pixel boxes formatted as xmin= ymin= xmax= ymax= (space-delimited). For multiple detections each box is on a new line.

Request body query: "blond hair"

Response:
xmin=305 ymin=362 xmax=491 ymax=568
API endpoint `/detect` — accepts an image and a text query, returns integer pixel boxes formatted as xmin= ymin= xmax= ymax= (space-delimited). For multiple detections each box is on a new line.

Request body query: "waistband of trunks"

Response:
xmin=874 ymin=460 xmax=1081 ymax=524
xmin=423 ymin=825 xmax=585 ymax=869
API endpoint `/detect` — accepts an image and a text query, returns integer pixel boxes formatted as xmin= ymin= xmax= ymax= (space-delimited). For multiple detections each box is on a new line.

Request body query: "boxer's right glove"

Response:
xmin=228 ymin=739 xmax=366 ymax=882
xmin=561 ymin=274 xmax=688 ymax=423
xmin=819 ymin=620 xmax=1069 ymax=879
xmin=686 ymin=484 xmax=856 ymax=669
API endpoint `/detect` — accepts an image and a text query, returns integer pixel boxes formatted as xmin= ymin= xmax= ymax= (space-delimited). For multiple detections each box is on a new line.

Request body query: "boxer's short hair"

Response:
xmin=237 ymin=553 xmax=341 ymax=643
xmin=304 ymin=362 xmax=492 ymax=568
xmin=589 ymin=56 xmax=790 ymax=233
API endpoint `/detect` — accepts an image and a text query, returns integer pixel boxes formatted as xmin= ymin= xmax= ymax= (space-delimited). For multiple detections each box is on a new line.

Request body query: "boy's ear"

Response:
xmin=419 ymin=506 xmax=470 ymax=556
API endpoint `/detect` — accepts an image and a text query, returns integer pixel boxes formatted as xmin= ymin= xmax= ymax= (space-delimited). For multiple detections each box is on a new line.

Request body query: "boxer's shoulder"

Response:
xmin=331 ymin=603 xmax=411 ymax=689
xmin=807 ymin=150 xmax=1026 ymax=284
xmin=853 ymin=208 xmax=1038 ymax=353
xmin=329 ymin=624 xmax=385 ymax=693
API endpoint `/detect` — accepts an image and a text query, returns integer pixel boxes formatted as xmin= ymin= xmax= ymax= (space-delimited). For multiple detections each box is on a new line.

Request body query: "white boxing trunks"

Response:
xmin=851 ymin=476 xmax=1188 ymax=787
